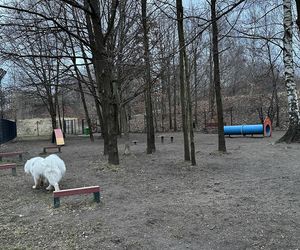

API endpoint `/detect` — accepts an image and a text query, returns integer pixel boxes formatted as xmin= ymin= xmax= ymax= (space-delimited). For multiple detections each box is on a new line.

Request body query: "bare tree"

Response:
xmin=295 ymin=0 xmax=300 ymax=30
xmin=176 ymin=0 xmax=190 ymax=161
xmin=278 ymin=0 xmax=300 ymax=143
xmin=211 ymin=0 xmax=226 ymax=152
xmin=142 ymin=0 xmax=156 ymax=154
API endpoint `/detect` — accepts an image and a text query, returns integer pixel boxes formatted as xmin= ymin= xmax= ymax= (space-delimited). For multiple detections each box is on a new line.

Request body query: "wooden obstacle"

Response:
xmin=0 ymin=151 xmax=24 ymax=161
xmin=43 ymin=145 xmax=62 ymax=154
xmin=54 ymin=129 xmax=65 ymax=146
xmin=160 ymin=135 xmax=174 ymax=143
xmin=43 ymin=128 xmax=64 ymax=154
xmin=53 ymin=186 xmax=101 ymax=208
xmin=0 ymin=163 xmax=17 ymax=176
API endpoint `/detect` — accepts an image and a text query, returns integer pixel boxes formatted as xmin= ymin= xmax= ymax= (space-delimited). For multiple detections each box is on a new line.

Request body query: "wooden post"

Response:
xmin=54 ymin=197 xmax=60 ymax=208
xmin=93 ymin=191 xmax=100 ymax=203
xmin=12 ymin=167 xmax=17 ymax=176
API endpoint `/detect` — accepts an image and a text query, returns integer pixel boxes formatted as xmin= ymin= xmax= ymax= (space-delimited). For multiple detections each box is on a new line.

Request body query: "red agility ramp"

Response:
xmin=54 ymin=129 xmax=65 ymax=146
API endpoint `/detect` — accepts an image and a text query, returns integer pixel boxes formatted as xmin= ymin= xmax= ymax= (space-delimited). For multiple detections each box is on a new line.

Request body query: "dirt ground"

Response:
xmin=0 ymin=131 xmax=299 ymax=250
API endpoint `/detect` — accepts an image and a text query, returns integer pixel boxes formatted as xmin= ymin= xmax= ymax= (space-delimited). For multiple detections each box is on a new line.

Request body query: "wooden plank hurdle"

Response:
xmin=53 ymin=186 xmax=101 ymax=208
xmin=0 ymin=163 xmax=17 ymax=176
xmin=160 ymin=135 xmax=174 ymax=143
xmin=43 ymin=145 xmax=62 ymax=154
xmin=0 ymin=151 xmax=24 ymax=161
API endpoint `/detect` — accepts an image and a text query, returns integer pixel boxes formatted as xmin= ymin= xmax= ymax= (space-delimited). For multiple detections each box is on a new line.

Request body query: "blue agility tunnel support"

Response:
xmin=224 ymin=117 xmax=272 ymax=137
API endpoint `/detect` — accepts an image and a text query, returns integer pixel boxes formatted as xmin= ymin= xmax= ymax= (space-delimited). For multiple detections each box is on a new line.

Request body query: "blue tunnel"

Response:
xmin=224 ymin=124 xmax=264 ymax=136
xmin=223 ymin=117 xmax=272 ymax=137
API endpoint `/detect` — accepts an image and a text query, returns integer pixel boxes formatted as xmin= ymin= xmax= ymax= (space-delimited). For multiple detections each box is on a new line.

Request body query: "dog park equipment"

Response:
xmin=224 ymin=117 xmax=272 ymax=137
xmin=0 ymin=163 xmax=17 ymax=176
xmin=160 ymin=135 xmax=174 ymax=143
xmin=42 ymin=129 xmax=64 ymax=154
xmin=54 ymin=129 xmax=65 ymax=146
xmin=0 ymin=151 xmax=24 ymax=161
xmin=42 ymin=145 xmax=62 ymax=154
xmin=53 ymin=186 xmax=101 ymax=208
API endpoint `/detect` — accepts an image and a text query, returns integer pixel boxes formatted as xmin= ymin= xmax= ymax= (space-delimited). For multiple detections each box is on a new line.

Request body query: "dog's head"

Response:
xmin=24 ymin=159 xmax=32 ymax=174
xmin=24 ymin=157 xmax=44 ymax=174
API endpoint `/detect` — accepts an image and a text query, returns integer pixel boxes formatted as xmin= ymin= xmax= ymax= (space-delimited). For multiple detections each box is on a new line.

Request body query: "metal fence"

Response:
xmin=0 ymin=119 xmax=17 ymax=144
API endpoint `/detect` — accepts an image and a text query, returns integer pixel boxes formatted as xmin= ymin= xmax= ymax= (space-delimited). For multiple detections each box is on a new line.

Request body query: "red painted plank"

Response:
xmin=0 ymin=163 xmax=16 ymax=169
xmin=0 ymin=151 xmax=23 ymax=157
xmin=53 ymin=186 xmax=100 ymax=198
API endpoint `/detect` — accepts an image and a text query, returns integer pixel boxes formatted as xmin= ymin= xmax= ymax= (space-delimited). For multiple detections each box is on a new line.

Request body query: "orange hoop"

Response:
xmin=263 ymin=117 xmax=272 ymax=137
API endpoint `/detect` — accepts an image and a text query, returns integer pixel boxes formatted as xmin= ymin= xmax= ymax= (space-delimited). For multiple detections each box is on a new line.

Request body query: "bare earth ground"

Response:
xmin=0 ymin=131 xmax=299 ymax=250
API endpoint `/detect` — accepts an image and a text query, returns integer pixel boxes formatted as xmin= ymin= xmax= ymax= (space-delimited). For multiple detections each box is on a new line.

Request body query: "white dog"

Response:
xmin=24 ymin=154 xmax=66 ymax=191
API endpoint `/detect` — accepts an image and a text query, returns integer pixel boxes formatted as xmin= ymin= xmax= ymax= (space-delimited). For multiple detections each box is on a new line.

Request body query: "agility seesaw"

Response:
xmin=224 ymin=117 xmax=272 ymax=137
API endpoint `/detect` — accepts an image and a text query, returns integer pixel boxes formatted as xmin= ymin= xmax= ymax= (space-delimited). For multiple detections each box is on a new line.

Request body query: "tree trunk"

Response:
xmin=172 ymin=30 xmax=178 ymax=132
xmin=211 ymin=0 xmax=226 ymax=152
xmin=184 ymin=47 xmax=196 ymax=165
xmin=57 ymin=97 xmax=63 ymax=132
xmin=173 ymin=80 xmax=177 ymax=132
xmin=161 ymin=71 xmax=166 ymax=132
xmin=295 ymin=0 xmax=300 ymax=31
xmin=142 ymin=0 xmax=156 ymax=154
xmin=50 ymin=108 xmax=57 ymax=143
xmin=83 ymin=58 xmax=107 ymax=150
xmin=49 ymin=96 xmax=57 ymax=132
xmin=122 ymin=105 xmax=131 ymax=155
xmin=167 ymin=63 xmax=173 ymax=130
xmin=176 ymin=0 xmax=190 ymax=161
xmin=82 ymin=1 xmax=109 ymax=153
xmin=193 ymin=50 xmax=198 ymax=128
xmin=84 ymin=51 xmax=106 ymax=143
xmin=278 ymin=0 xmax=300 ymax=143
xmin=208 ymin=31 xmax=215 ymax=119
xmin=265 ymin=39 xmax=280 ymax=127
xmin=77 ymin=78 xmax=94 ymax=142
xmin=86 ymin=0 xmax=119 ymax=164
xmin=173 ymin=56 xmax=177 ymax=132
